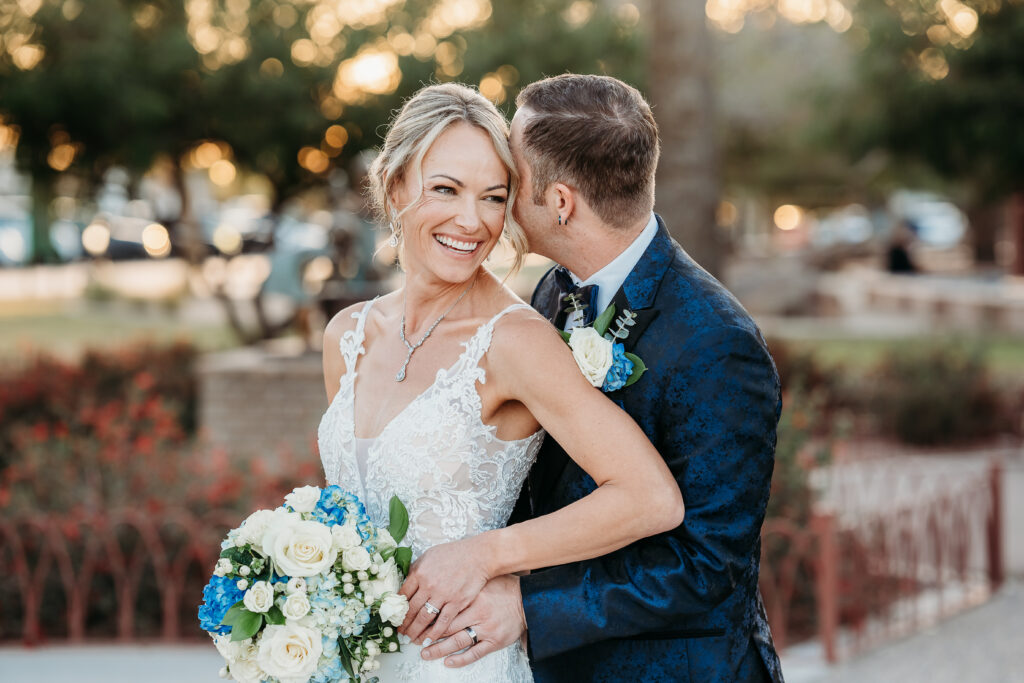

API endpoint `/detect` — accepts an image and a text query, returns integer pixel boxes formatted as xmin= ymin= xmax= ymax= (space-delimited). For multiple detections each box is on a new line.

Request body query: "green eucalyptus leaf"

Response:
xmin=623 ymin=353 xmax=647 ymax=387
xmin=593 ymin=304 xmax=616 ymax=336
xmin=389 ymin=495 xmax=409 ymax=544
xmin=559 ymin=329 xmax=572 ymax=343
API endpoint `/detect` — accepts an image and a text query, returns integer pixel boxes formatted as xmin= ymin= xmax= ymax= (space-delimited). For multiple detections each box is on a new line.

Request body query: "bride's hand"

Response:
xmin=397 ymin=536 xmax=493 ymax=645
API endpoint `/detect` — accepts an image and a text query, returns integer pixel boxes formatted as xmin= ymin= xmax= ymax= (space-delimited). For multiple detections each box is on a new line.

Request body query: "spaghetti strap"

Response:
xmin=461 ymin=303 xmax=534 ymax=368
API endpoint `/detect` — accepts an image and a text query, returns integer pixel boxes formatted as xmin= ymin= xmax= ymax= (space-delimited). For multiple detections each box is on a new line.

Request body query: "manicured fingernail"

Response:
xmin=423 ymin=638 xmax=432 ymax=646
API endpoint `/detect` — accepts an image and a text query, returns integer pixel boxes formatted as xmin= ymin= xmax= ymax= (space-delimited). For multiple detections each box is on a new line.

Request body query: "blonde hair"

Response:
xmin=367 ymin=83 xmax=528 ymax=274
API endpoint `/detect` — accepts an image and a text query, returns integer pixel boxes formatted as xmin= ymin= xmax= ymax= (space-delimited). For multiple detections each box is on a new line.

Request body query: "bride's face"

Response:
xmin=391 ymin=122 xmax=509 ymax=285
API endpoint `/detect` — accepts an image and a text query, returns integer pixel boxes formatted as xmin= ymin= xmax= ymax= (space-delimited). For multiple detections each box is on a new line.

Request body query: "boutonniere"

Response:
xmin=560 ymin=303 xmax=647 ymax=392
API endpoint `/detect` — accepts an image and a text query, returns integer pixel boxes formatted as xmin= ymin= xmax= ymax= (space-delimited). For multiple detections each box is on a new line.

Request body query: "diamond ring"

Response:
xmin=423 ymin=602 xmax=441 ymax=616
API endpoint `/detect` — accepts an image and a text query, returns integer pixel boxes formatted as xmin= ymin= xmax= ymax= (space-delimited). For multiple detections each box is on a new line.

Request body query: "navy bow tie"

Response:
xmin=552 ymin=266 xmax=599 ymax=329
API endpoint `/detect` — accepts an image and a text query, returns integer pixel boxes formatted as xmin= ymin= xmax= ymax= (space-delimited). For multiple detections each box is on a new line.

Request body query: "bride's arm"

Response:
xmin=401 ymin=312 xmax=683 ymax=641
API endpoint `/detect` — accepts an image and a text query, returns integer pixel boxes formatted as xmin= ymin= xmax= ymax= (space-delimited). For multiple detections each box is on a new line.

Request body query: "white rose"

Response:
xmin=213 ymin=558 xmax=232 ymax=577
xmin=331 ymin=522 xmax=362 ymax=551
xmin=363 ymin=558 xmax=401 ymax=603
xmin=375 ymin=529 xmax=398 ymax=552
xmin=227 ymin=652 xmax=265 ymax=683
xmin=282 ymin=592 xmax=311 ymax=620
xmin=256 ymin=623 xmax=322 ymax=683
xmin=256 ymin=508 xmax=304 ymax=555
xmin=286 ymin=577 xmax=306 ymax=595
xmin=284 ymin=485 xmax=321 ymax=514
xmin=341 ymin=546 xmax=371 ymax=572
xmin=213 ymin=634 xmax=249 ymax=663
xmin=237 ymin=509 xmax=275 ymax=547
xmin=378 ymin=592 xmax=409 ymax=627
xmin=567 ymin=326 xmax=614 ymax=387
xmin=265 ymin=519 xmax=338 ymax=578
xmin=243 ymin=581 xmax=274 ymax=613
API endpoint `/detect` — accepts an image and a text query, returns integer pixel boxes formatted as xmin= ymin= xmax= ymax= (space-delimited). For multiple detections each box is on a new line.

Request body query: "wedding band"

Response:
xmin=424 ymin=602 xmax=441 ymax=615
xmin=464 ymin=626 xmax=478 ymax=645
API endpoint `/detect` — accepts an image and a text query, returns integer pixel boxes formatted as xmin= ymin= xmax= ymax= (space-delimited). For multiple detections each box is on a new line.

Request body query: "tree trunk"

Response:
xmin=29 ymin=174 xmax=59 ymax=264
xmin=967 ymin=201 xmax=1000 ymax=266
xmin=648 ymin=0 xmax=724 ymax=278
xmin=1009 ymin=193 xmax=1024 ymax=277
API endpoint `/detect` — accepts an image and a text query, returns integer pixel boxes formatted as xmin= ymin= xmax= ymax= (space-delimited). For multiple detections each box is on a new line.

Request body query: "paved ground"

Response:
xmin=2 ymin=585 xmax=1021 ymax=683
xmin=783 ymin=582 xmax=1024 ymax=683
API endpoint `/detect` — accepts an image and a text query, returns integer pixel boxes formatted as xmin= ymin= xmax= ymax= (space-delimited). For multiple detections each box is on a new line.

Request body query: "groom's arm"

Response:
xmin=519 ymin=324 xmax=780 ymax=661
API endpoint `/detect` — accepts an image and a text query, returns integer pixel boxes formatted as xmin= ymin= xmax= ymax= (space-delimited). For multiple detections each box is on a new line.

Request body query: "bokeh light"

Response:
xmin=82 ymin=222 xmax=111 ymax=256
xmin=774 ymin=204 xmax=804 ymax=231
xmin=142 ymin=222 xmax=172 ymax=258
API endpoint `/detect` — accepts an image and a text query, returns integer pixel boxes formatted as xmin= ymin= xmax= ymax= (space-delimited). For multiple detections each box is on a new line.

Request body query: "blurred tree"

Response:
xmin=839 ymin=0 xmax=1024 ymax=265
xmin=648 ymin=0 xmax=723 ymax=277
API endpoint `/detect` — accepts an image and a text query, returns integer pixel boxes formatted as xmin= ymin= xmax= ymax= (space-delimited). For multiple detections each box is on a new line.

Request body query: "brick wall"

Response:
xmin=198 ymin=347 xmax=326 ymax=460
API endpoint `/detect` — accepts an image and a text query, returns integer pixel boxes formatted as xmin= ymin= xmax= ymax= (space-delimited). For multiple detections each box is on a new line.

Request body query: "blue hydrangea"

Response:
xmin=315 ymin=486 xmax=370 ymax=527
xmin=198 ymin=575 xmax=245 ymax=634
xmin=601 ymin=343 xmax=634 ymax=392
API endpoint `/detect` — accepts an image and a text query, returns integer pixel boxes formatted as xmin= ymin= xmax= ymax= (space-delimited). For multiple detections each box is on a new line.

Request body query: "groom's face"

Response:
xmin=509 ymin=109 xmax=552 ymax=256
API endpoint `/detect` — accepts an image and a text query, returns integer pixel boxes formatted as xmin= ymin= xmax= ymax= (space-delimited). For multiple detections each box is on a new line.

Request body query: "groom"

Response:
xmin=422 ymin=74 xmax=784 ymax=682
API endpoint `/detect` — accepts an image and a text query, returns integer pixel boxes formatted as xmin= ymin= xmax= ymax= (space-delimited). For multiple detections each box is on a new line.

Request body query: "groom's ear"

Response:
xmin=551 ymin=183 xmax=575 ymax=224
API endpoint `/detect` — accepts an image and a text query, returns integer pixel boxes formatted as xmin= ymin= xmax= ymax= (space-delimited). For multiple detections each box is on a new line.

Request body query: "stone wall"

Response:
xmin=198 ymin=346 xmax=325 ymax=460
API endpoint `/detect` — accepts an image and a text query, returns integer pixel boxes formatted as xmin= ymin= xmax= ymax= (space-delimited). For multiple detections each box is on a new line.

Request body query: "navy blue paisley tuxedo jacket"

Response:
xmin=512 ymin=217 xmax=785 ymax=682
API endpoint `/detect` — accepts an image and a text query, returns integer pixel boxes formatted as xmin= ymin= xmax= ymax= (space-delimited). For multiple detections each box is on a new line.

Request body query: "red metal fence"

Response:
xmin=758 ymin=457 xmax=1004 ymax=662
xmin=0 ymin=460 xmax=1005 ymax=656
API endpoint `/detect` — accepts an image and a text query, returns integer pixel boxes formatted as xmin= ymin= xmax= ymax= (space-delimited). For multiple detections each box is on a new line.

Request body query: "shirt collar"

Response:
xmin=569 ymin=213 xmax=658 ymax=314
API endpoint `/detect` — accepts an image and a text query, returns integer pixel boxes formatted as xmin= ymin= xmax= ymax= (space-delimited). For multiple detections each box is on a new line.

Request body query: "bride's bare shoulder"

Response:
xmin=323 ymin=294 xmax=398 ymax=346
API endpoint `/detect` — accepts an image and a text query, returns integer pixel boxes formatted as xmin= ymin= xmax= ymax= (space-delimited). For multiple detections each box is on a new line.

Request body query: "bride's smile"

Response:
xmin=391 ymin=121 xmax=510 ymax=287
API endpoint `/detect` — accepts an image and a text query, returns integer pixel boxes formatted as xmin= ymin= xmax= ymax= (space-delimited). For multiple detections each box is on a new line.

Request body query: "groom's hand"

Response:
xmin=419 ymin=574 xmax=526 ymax=668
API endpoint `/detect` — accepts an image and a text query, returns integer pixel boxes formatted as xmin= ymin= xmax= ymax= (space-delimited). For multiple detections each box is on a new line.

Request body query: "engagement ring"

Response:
xmin=424 ymin=602 xmax=441 ymax=615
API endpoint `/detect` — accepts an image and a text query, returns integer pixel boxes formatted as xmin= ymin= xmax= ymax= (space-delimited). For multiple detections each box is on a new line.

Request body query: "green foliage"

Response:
xmin=870 ymin=345 xmax=1008 ymax=445
xmin=388 ymin=494 xmax=409 ymax=544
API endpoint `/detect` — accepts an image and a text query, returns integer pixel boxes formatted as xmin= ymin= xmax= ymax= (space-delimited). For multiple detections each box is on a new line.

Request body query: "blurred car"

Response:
xmin=888 ymin=190 xmax=967 ymax=249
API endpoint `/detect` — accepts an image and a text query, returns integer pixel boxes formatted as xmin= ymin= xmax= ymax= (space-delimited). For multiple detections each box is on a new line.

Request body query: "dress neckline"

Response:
xmin=344 ymin=300 xmax=541 ymax=444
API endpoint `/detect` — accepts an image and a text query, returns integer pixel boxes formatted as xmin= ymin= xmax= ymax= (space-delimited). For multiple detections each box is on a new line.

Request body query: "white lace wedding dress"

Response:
xmin=317 ymin=299 xmax=543 ymax=682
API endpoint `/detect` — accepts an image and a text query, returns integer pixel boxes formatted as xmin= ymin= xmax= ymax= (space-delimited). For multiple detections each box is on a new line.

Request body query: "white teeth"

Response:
xmin=435 ymin=235 xmax=479 ymax=252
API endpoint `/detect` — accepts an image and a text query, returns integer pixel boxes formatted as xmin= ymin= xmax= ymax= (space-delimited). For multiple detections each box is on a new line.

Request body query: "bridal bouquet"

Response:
xmin=199 ymin=485 xmax=413 ymax=683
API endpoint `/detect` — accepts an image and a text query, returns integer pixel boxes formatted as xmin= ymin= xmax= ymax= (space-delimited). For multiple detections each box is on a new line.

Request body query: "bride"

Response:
xmin=317 ymin=83 xmax=683 ymax=682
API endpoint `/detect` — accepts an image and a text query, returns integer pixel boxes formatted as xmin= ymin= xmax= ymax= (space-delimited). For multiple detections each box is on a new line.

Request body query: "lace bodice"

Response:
xmin=317 ymin=299 xmax=544 ymax=560
xmin=316 ymin=299 xmax=540 ymax=682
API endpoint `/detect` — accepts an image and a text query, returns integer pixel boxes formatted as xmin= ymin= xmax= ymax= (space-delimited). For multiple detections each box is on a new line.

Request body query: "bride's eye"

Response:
xmin=431 ymin=185 xmax=455 ymax=195
xmin=484 ymin=194 xmax=508 ymax=204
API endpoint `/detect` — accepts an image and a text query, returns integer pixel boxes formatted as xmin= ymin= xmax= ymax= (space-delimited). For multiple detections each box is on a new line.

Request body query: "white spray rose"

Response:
xmin=363 ymin=558 xmax=401 ymax=603
xmin=567 ymin=326 xmax=614 ymax=387
xmin=282 ymin=592 xmax=311 ymax=620
xmin=378 ymin=593 xmax=409 ymax=627
xmin=242 ymin=581 xmax=274 ymax=613
xmin=284 ymin=485 xmax=321 ymax=514
xmin=375 ymin=529 xmax=398 ymax=552
xmin=341 ymin=546 xmax=372 ymax=572
xmin=264 ymin=519 xmax=338 ymax=578
xmin=331 ymin=522 xmax=362 ymax=551
xmin=256 ymin=623 xmax=322 ymax=683
xmin=285 ymin=577 xmax=306 ymax=595
xmin=213 ymin=558 xmax=232 ymax=577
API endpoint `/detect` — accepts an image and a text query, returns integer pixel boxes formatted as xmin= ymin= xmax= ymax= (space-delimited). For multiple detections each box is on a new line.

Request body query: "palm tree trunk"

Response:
xmin=648 ymin=0 xmax=724 ymax=277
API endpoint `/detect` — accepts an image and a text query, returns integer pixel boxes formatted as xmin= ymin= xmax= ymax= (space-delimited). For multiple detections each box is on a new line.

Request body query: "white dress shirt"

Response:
xmin=564 ymin=213 xmax=658 ymax=330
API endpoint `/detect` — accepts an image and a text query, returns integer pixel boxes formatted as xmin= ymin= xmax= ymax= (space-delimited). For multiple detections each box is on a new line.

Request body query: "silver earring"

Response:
xmin=388 ymin=210 xmax=400 ymax=247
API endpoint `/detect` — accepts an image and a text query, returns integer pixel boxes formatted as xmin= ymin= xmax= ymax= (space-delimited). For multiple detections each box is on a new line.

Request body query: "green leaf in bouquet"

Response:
xmin=623 ymin=353 xmax=647 ymax=387
xmin=265 ymin=605 xmax=285 ymax=625
xmin=394 ymin=546 xmax=413 ymax=576
xmin=379 ymin=547 xmax=396 ymax=561
xmin=219 ymin=601 xmax=248 ymax=627
xmin=338 ymin=637 xmax=357 ymax=680
xmin=388 ymin=495 xmax=409 ymax=544
xmin=230 ymin=610 xmax=263 ymax=642
xmin=593 ymin=304 xmax=616 ymax=336
xmin=559 ymin=329 xmax=571 ymax=343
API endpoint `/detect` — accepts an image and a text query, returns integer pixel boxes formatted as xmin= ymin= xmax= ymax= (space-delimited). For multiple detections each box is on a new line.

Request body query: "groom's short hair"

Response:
xmin=516 ymin=74 xmax=659 ymax=228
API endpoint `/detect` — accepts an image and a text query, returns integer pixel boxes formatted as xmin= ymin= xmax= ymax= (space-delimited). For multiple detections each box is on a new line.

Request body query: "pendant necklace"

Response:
xmin=396 ymin=278 xmax=476 ymax=382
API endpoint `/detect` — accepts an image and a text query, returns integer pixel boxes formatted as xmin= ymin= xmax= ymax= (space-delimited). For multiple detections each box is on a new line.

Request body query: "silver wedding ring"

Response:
xmin=464 ymin=626 xmax=478 ymax=645
xmin=423 ymin=601 xmax=441 ymax=615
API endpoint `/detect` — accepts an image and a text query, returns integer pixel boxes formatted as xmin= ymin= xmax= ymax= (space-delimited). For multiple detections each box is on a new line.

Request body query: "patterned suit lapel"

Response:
xmin=529 ymin=216 xmax=677 ymax=515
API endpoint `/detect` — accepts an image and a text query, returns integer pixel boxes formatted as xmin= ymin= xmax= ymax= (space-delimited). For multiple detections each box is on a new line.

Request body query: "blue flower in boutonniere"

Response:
xmin=561 ymin=304 xmax=647 ymax=392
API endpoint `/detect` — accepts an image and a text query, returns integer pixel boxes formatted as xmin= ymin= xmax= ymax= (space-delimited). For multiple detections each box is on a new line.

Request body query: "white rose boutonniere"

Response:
xmin=560 ymin=303 xmax=647 ymax=392
xmin=567 ymin=326 xmax=614 ymax=387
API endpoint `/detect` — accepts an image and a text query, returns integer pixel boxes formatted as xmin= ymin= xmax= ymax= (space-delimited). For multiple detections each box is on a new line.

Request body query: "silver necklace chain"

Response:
xmin=396 ymin=278 xmax=476 ymax=382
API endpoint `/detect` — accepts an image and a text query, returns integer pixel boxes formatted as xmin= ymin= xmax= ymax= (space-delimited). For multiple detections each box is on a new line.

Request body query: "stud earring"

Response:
xmin=557 ymin=215 xmax=563 ymax=225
